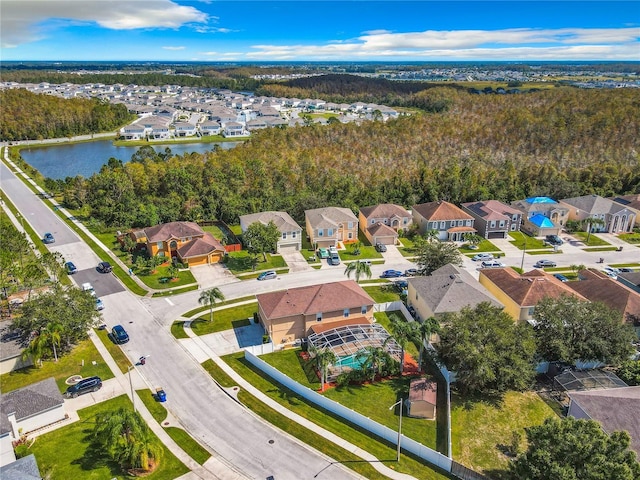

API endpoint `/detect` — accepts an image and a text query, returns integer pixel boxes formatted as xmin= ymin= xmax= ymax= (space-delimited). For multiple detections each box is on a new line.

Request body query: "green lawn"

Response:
xmin=364 ymin=285 xmax=401 ymax=303
xmin=137 ymin=264 xmax=197 ymax=290
xmin=582 ymin=246 xmax=619 ymax=252
xmin=94 ymin=328 xmax=131 ymax=373
xmin=200 ymin=224 xmax=226 ymax=241
xmin=201 ymin=359 xmax=237 ymax=388
xmin=451 ymin=391 xmax=557 ymax=475
xmin=459 ymin=239 xmax=501 ymax=254
xmin=151 ymin=285 xmax=199 ymax=297
xmin=170 ymin=321 xmax=189 ymax=339
xmin=0 ymin=339 xmax=114 ymax=394
xmin=224 ymin=251 xmax=286 ymax=274
xmin=221 ymin=352 xmax=451 ymax=480
xmin=28 ymin=395 xmax=189 ymax=480
xmin=182 ymin=295 xmax=257 ymax=318
xmin=397 ymin=237 xmax=418 ymax=257
xmin=339 ymin=247 xmax=383 ymax=261
xmin=571 ymin=231 xmax=610 ymax=246
xmin=191 ymin=303 xmax=257 ymax=335
xmin=619 ymin=232 xmax=640 ymax=244
xmin=137 ymin=389 xmax=168 ymax=423
xmin=508 ymin=232 xmax=552 ymax=250
xmin=260 ymin=348 xmax=318 ymax=389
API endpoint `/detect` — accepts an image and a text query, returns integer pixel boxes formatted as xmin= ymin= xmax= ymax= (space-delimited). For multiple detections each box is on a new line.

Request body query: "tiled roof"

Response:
xmin=305 ymin=207 xmax=358 ymax=229
xmin=257 ymin=280 xmax=374 ymax=320
xmin=367 ymin=222 xmax=397 ymax=236
xmin=177 ymin=233 xmax=224 ymax=258
xmin=480 ymin=268 xmax=586 ymax=306
xmin=240 ymin=211 xmax=301 ymax=233
xmin=1 ymin=377 xmax=63 ymax=422
xmin=359 ymin=204 xmax=410 ymax=220
xmin=412 ymin=201 xmax=473 ymax=222
xmin=408 ymin=264 xmax=502 ymax=314
xmin=569 ymin=386 xmax=640 ymax=455
xmin=143 ymin=221 xmax=204 ymax=243
xmin=409 ymin=378 xmax=437 ymax=405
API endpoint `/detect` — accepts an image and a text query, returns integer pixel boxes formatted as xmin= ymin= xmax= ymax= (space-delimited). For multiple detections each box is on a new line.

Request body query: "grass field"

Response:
xmin=619 ymin=232 xmax=640 ymax=244
xmin=0 ymin=339 xmax=114 ymax=394
xmin=28 ymin=394 xmax=188 ymax=480
xmin=363 ymin=285 xmax=401 ymax=303
xmin=508 ymin=232 xmax=551 ymax=250
xmin=459 ymin=239 xmax=501 ymax=254
xmin=224 ymin=251 xmax=286 ymax=274
xmin=182 ymin=295 xmax=257 ymax=318
xmin=191 ymin=303 xmax=257 ymax=335
xmin=570 ymin=231 xmax=610 ymax=246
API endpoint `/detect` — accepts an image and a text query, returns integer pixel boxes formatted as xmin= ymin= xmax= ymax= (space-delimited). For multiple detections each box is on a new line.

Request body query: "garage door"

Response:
xmin=279 ymin=244 xmax=300 ymax=252
xmin=487 ymin=232 xmax=506 ymax=239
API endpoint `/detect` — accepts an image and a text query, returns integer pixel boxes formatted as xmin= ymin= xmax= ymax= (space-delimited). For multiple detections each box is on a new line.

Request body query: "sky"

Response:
xmin=1 ymin=1 xmax=639 ymax=62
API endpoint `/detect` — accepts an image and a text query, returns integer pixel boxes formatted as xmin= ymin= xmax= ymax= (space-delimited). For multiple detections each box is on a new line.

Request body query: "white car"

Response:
xmin=328 ymin=245 xmax=338 ymax=255
xmin=472 ymin=253 xmax=494 ymax=262
xmin=603 ymin=266 xmax=619 ymax=279
xmin=82 ymin=282 xmax=96 ymax=297
xmin=481 ymin=260 xmax=506 ymax=268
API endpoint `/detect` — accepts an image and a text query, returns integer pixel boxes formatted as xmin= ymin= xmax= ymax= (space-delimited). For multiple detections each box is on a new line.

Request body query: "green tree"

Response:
xmin=40 ymin=251 xmax=65 ymax=283
xmin=533 ymin=295 xmax=635 ymax=365
xmin=243 ymin=221 xmax=281 ymax=262
xmin=198 ymin=287 xmax=226 ymax=323
xmin=463 ymin=232 xmax=483 ymax=248
xmin=615 ymin=360 xmax=640 ymax=386
xmin=438 ymin=303 xmax=537 ymax=395
xmin=343 ymin=260 xmax=372 ymax=283
xmin=511 ymin=417 xmax=640 ymax=480
xmin=311 ymin=346 xmax=338 ymax=392
xmin=417 ymin=317 xmax=440 ymax=368
xmin=167 ymin=263 xmax=179 ymax=280
xmin=414 ymin=237 xmax=463 ymax=275
xmin=93 ymin=407 xmax=163 ymax=472
xmin=357 ymin=346 xmax=392 ymax=383
xmin=387 ymin=316 xmax=419 ymax=374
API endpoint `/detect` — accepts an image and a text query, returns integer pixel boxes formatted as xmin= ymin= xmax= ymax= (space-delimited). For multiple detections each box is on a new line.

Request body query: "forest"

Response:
xmin=25 ymin=85 xmax=638 ymax=230
xmin=0 ymin=89 xmax=133 ymax=141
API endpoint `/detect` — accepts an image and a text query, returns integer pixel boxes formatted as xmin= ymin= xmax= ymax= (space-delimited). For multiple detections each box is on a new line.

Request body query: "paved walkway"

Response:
xmin=181 ymin=325 xmax=416 ymax=480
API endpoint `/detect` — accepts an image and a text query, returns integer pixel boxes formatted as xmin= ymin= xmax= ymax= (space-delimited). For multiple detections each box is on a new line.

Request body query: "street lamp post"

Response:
xmin=389 ymin=398 xmax=404 ymax=461
xmin=128 ymin=365 xmax=136 ymax=412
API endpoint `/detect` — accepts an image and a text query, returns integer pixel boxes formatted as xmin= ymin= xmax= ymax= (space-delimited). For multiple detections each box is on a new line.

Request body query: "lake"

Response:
xmin=19 ymin=140 xmax=240 ymax=180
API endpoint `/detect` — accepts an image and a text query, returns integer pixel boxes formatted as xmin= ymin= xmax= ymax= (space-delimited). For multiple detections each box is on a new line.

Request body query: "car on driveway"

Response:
xmin=618 ymin=267 xmax=635 ymax=273
xmin=472 ymin=253 xmax=494 ymax=262
xmin=97 ymin=261 xmax=113 ymax=273
xmin=111 ymin=325 xmax=129 ymax=344
xmin=328 ymin=253 xmax=341 ymax=266
xmin=603 ymin=266 xmax=620 ymax=279
xmin=257 ymin=270 xmax=277 ymax=280
xmin=553 ymin=273 xmax=569 ymax=282
xmin=65 ymin=376 xmax=102 ymax=398
xmin=534 ymin=259 xmax=557 ymax=268
xmin=375 ymin=243 xmax=387 ymax=252
xmin=404 ymin=268 xmax=418 ymax=276
xmin=394 ymin=280 xmax=408 ymax=291
xmin=545 ymin=235 xmax=563 ymax=246
xmin=318 ymin=248 xmax=329 ymax=259
xmin=65 ymin=261 xmax=77 ymax=274
xmin=380 ymin=269 xmax=403 ymax=278
xmin=43 ymin=233 xmax=55 ymax=244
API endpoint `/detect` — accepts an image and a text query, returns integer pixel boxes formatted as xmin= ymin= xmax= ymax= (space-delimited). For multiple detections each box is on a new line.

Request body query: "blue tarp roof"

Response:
xmin=529 ymin=213 xmax=555 ymax=228
xmin=526 ymin=196 xmax=557 ymax=204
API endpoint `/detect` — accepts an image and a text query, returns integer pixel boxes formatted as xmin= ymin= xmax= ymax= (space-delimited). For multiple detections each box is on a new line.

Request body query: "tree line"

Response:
xmin=0 ymin=89 xmax=133 ymax=141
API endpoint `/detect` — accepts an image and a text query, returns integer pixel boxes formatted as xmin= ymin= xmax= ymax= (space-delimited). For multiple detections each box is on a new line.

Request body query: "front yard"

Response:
xmin=459 ymin=239 xmax=501 ymax=254
xmin=570 ymin=231 xmax=611 ymax=246
xmin=190 ymin=302 xmax=257 ymax=335
xmin=508 ymin=232 xmax=552 ymax=250
xmin=619 ymin=232 xmax=640 ymax=244
xmin=224 ymin=250 xmax=287 ymax=274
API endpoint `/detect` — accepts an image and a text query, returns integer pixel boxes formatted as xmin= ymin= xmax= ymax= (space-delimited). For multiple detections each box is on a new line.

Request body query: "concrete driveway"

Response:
xmin=280 ymin=248 xmax=314 ymax=273
xmin=199 ymin=323 xmax=265 ymax=356
xmin=190 ymin=263 xmax=238 ymax=288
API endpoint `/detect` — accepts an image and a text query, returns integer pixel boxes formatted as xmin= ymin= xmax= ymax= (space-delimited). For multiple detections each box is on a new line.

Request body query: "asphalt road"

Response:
xmin=1 ymin=157 xmax=360 ymax=480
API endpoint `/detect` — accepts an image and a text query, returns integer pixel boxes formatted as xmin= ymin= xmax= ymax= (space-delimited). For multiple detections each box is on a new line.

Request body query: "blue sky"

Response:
xmin=2 ymin=1 xmax=639 ymax=61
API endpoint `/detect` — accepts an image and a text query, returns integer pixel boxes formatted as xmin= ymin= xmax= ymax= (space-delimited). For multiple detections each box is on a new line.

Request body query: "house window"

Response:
xmin=361 ymin=306 xmax=367 ymax=314
xmin=328 ymin=229 xmax=333 ymax=236
xmin=511 ymin=224 xmax=517 ymax=231
xmin=316 ymin=313 xmax=322 ymax=322
xmin=513 ymin=215 xmax=518 ymax=221
xmin=371 ymin=219 xmax=375 ymax=225
xmin=415 ymin=292 xmax=418 ymax=300
xmin=318 ymin=229 xmax=323 ymax=237
xmin=292 ymin=231 xmax=297 ymax=238
xmin=156 ymin=241 xmax=163 ymax=249
xmin=403 ymin=218 xmax=408 ymax=224
xmin=348 ymin=222 xmax=353 ymax=229
xmin=348 ymin=232 xmax=353 ymax=239
xmin=490 ymin=221 xmax=496 ymax=228
xmin=343 ymin=308 xmax=350 ymax=318
xmin=499 ymin=221 xmax=505 ymax=228
xmin=528 ymin=307 xmax=535 ymax=316
xmin=466 ymin=220 xmax=473 ymax=226
xmin=282 ymin=232 xmax=287 ymax=239
xmin=440 ymin=221 xmax=446 ymax=229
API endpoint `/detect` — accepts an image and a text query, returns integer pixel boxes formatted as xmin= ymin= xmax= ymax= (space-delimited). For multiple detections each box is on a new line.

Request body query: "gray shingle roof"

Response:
xmin=240 ymin=211 xmax=301 ymax=233
xmin=1 ymin=377 xmax=63 ymax=422
xmin=305 ymin=207 xmax=358 ymax=230
xmin=0 ymin=454 xmax=42 ymax=480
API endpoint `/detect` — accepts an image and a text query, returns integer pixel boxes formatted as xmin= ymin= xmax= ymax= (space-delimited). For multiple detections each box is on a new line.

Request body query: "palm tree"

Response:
xmin=425 ymin=229 xmax=440 ymax=243
xmin=417 ymin=317 xmax=440 ymax=369
xmin=357 ymin=346 xmax=389 ymax=383
xmin=350 ymin=241 xmax=362 ymax=256
xmin=312 ymin=347 xmax=338 ymax=392
xmin=463 ymin=233 xmax=483 ymax=249
xmin=388 ymin=317 xmax=419 ymax=374
xmin=93 ymin=407 xmax=163 ymax=472
xmin=585 ymin=217 xmax=606 ymax=244
xmin=344 ymin=260 xmax=372 ymax=283
xmin=167 ymin=263 xmax=179 ymax=280
xmin=23 ymin=322 xmax=65 ymax=363
xmin=198 ymin=287 xmax=225 ymax=323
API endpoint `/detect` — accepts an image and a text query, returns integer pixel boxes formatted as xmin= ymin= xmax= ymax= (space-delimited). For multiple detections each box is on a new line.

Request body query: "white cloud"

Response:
xmin=162 ymin=46 xmax=186 ymax=51
xmin=1 ymin=0 xmax=208 ymax=48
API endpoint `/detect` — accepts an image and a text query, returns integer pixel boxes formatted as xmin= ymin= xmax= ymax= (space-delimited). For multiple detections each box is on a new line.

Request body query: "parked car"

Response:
xmin=318 ymin=248 xmax=329 ymax=259
xmin=65 ymin=261 xmax=77 ymax=274
xmin=95 ymin=298 xmax=105 ymax=310
xmin=472 ymin=253 xmax=494 ymax=262
xmin=328 ymin=245 xmax=338 ymax=255
xmin=82 ymin=282 xmax=96 ymax=297
xmin=328 ymin=254 xmax=340 ymax=266
xmin=534 ymin=259 xmax=557 ymax=268
xmin=97 ymin=261 xmax=113 ymax=273
xmin=404 ymin=268 xmax=418 ymax=276
xmin=394 ymin=280 xmax=408 ymax=290
xmin=257 ymin=270 xmax=277 ymax=280
xmin=375 ymin=243 xmax=387 ymax=253
xmin=65 ymin=376 xmax=102 ymax=398
xmin=111 ymin=325 xmax=129 ymax=344
xmin=481 ymin=260 xmax=506 ymax=268
xmin=407 ymin=305 xmax=416 ymax=318
xmin=43 ymin=232 xmax=55 ymax=244
xmin=618 ymin=267 xmax=635 ymax=273
xmin=553 ymin=273 xmax=569 ymax=282
xmin=545 ymin=235 xmax=563 ymax=246
xmin=603 ymin=266 xmax=620 ymax=279
xmin=380 ymin=269 xmax=403 ymax=278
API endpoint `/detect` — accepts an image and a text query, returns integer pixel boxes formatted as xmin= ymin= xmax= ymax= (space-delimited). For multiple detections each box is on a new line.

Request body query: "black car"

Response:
xmin=545 ymin=235 xmax=563 ymax=246
xmin=111 ymin=325 xmax=129 ymax=344
xmin=65 ymin=261 xmax=77 ymax=274
xmin=375 ymin=243 xmax=387 ymax=252
xmin=65 ymin=376 xmax=102 ymax=398
xmin=97 ymin=261 xmax=113 ymax=273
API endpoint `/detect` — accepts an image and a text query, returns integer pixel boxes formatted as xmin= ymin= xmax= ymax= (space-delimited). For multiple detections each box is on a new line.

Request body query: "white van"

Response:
xmin=481 ymin=260 xmax=506 ymax=268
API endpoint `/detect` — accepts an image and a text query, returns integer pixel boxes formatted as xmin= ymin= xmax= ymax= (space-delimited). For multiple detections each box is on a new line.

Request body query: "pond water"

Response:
xmin=19 ymin=140 xmax=240 ymax=180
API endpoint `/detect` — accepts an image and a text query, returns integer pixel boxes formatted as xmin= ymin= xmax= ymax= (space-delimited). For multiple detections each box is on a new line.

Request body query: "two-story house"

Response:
xmin=461 ymin=200 xmax=522 ymax=239
xmin=239 ymin=211 xmax=303 ymax=252
xmin=305 ymin=207 xmax=359 ymax=248
xmin=411 ymin=201 xmax=475 ymax=241
xmin=358 ymin=204 xmax=412 ymax=246
xmin=559 ymin=194 xmax=637 ymax=234
xmin=511 ymin=197 xmax=569 ymax=237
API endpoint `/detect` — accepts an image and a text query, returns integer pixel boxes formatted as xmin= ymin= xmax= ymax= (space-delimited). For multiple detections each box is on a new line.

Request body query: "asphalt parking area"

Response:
xmin=72 ymin=269 xmax=126 ymax=297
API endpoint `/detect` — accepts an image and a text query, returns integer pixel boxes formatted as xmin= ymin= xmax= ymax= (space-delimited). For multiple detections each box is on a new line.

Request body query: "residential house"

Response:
xmin=567 ymin=269 xmax=640 ymax=326
xmin=511 ymin=197 xmax=569 ymax=237
xmin=611 ymin=193 xmax=640 ymax=212
xmin=199 ymin=121 xmax=222 ymax=136
xmin=478 ymin=268 xmax=587 ymax=322
xmin=0 ymin=454 xmax=42 ymax=477
xmin=411 ymin=201 xmax=475 ymax=241
xmin=256 ymin=280 xmax=375 ymax=345
xmin=407 ymin=264 xmax=502 ymax=322
xmin=305 ymin=207 xmax=359 ymax=248
xmin=0 ymin=322 xmax=32 ymax=375
xmin=0 ymin=378 xmax=66 ymax=446
xmin=358 ymin=204 xmax=411 ymax=245
xmin=223 ymin=122 xmax=246 ymax=137
xmin=461 ymin=200 xmax=522 ymax=239
xmin=239 ymin=211 xmax=303 ymax=252
xmin=618 ymin=271 xmax=640 ymax=294
xmin=559 ymin=194 xmax=637 ymax=233
xmin=130 ymin=221 xmax=225 ymax=266
xmin=568 ymin=386 xmax=640 ymax=456
xmin=246 ymin=118 xmax=268 ymax=131
xmin=120 ymin=123 xmax=145 ymax=140
xmin=173 ymin=122 xmax=197 ymax=137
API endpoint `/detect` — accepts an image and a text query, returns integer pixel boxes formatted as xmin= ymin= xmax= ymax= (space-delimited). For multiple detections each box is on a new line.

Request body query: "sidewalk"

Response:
xmin=181 ymin=324 xmax=416 ymax=480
